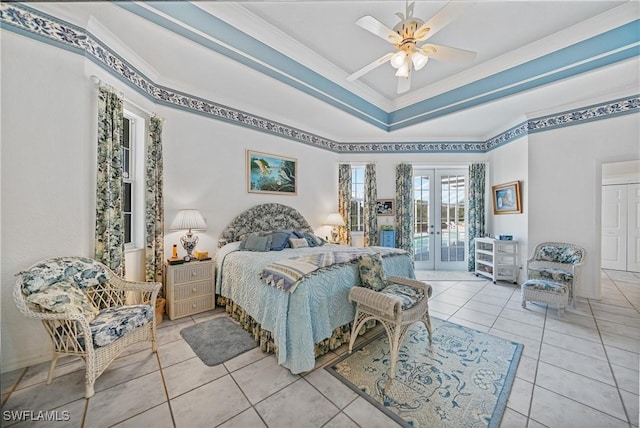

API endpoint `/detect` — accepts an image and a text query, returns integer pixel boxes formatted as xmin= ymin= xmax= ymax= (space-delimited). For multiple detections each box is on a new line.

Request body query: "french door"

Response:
xmin=414 ymin=168 xmax=468 ymax=270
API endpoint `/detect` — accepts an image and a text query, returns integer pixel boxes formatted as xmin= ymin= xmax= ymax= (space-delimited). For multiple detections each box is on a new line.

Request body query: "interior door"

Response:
xmin=601 ymin=184 xmax=627 ymax=270
xmin=627 ymin=183 xmax=640 ymax=272
xmin=414 ymin=168 xmax=468 ymax=270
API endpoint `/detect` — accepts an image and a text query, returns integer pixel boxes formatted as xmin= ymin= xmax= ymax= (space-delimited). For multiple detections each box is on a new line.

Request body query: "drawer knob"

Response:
xmin=192 ymin=303 xmax=197 ymax=308
xmin=192 ymin=288 xmax=197 ymax=293
xmin=191 ymin=272 xmax=197 ymax=277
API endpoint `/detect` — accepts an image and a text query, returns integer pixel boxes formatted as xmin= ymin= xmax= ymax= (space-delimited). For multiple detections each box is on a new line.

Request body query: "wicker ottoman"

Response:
xmin=521 ymin=279 xmax=569 ymax=316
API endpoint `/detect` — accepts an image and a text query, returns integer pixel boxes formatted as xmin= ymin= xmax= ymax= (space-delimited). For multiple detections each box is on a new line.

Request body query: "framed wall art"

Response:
xmin=247 ymin=150 xmax=297 ymax=195
xmin=492 ymin=181 xmax=522 ymax=214
xmin=376 ymin=199 xmax=395 ymax=216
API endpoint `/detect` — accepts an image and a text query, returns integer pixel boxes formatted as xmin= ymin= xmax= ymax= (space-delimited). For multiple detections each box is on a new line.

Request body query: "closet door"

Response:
xmin=627 ymin=184 xmax=640 ymax=272
xmin=601 ymin=184 xmax=627 ymax=270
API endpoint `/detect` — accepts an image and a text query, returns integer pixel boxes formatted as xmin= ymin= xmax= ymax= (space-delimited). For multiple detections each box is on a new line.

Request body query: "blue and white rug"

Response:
xmin=326 ymin=318 xmax=522 ymax=428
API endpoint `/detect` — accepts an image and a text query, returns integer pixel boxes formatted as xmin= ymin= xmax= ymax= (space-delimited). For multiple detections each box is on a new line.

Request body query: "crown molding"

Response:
xmin=1 ymin=2 xmax=637 ymax=155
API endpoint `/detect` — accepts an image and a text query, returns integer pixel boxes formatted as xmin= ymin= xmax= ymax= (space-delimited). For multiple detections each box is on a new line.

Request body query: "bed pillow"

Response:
xmin=267 ymin=231 xmax=291 ymax=251
xmin=240 ymin=234 xmax=272 ymax=252
xmin=358 ymin=253 xmax=386 ymax=291
xmin=289 ymin=237 xmax=309 ymax=249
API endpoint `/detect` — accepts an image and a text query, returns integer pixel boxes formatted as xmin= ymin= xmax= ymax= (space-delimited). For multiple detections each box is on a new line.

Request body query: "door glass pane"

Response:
xmin=440 ymin=174 xmax=466 ymax=262
xmin=414 ymin=175 xmax=430 ymax=262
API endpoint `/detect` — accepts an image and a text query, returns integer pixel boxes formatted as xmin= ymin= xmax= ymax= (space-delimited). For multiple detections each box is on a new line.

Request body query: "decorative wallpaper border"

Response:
xmin=1 ymin=3 xmax=638 ymax=154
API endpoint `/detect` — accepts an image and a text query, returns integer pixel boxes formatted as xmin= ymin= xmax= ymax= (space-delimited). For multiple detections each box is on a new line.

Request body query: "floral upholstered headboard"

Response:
xmin=218 ymin=203 xmax=313 ymax=248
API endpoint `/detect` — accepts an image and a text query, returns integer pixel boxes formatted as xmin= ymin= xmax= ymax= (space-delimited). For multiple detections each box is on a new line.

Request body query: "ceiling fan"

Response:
xmin=347 ymin=1 xmax=477 ymax=94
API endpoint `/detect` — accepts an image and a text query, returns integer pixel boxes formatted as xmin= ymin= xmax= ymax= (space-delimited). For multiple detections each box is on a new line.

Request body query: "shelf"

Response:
xmin=474 ymin=238 xmax=518 ymax=284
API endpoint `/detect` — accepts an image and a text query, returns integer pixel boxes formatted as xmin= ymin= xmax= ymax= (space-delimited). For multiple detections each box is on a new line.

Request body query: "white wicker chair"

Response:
xmin=521 ymin=242 xmax=585 ymax=316
xmin=14 ymin=257 xmax=161 ymax=398
xmin=348 ymin=275 xmax=432 ymax=380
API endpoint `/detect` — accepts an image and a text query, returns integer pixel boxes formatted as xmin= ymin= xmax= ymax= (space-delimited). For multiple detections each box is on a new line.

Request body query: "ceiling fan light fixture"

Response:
xmin=390 ymin=50 xmax=407 ymax=69
xmin=395 ymin=60 xmax=410 ymax=77
xmin=411 ymin=50 xmax=429 ymax=70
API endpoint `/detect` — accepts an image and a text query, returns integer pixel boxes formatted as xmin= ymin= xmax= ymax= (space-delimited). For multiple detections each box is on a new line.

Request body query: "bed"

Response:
xmin=214 ymin=203 xmax=415 ymax=374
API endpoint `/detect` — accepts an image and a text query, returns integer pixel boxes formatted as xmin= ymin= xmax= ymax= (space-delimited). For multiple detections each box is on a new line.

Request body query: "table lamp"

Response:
xmin=170 ymin=209 xmax=207 ymax=261
xmin=325 ymin=213 xmax=345 ymax=244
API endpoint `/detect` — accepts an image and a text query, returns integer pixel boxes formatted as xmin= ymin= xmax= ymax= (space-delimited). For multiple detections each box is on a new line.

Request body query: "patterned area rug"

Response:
xmin=326 ymin=318 xmax=522 ymax=428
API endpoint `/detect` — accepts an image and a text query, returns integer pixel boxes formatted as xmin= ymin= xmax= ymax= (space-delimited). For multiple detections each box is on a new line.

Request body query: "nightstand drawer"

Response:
xmin=170 ymin=263 xmax=213 ymax=284
xmin=174 ymin=280 xmax=212 ymax=301
xmin=172 ymin=294 xmax=214 ymax=319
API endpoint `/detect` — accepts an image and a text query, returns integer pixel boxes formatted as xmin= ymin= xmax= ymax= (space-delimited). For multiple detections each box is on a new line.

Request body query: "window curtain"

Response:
xmin=95 ymin=87 xmax=125 ymax=276
xmin=364 ymin=163 xmax=378 ymax=246
xmin=338 ymin=164 xmax=352 ymax=245
xmin=467 ymin=163 xmax=486 ymax=271
xmin=145 ymin=116 xmax=164 ymax=284
xmin=395 ymin=163 xmax=414 ymax=254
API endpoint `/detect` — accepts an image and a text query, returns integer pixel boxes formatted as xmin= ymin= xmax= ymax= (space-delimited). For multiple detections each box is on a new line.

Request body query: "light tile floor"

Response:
xmin=1 ymin=270 xmax=638 ymax=427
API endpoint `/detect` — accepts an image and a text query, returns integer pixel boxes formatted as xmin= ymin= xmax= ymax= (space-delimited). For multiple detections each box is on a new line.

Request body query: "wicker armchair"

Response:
xmin=14 ymin=257 xmax=161 ymax=398
xmin=521 ymin=242 xmax=585 ymax=315
xmin=349 ymin=254 xmax=432 ymax=379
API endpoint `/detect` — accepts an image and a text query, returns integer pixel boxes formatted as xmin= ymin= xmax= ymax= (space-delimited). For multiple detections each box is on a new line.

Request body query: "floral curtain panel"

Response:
xmin=145 ymin=116 xmax=164 ymax=284
xmin=395 ymin=163 xmax=414 ymax=254
xmin=95 ymin=87 xmax=125 ymax=276
xmin=338 ymin=164 xmax=352 ymax=245
xmin=364 ymin=163 xmax=378 ymax=246
xmin=467 ymin=163 xmax=486 ymax=271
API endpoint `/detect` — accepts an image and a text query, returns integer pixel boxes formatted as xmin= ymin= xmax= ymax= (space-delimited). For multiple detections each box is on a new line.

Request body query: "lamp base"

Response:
xmin=180 ymin=233 xmax=199 ymax=262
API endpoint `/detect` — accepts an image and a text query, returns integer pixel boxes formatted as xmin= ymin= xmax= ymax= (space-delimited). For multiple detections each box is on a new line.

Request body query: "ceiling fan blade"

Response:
xmin=397 ymin=71 xmax=411 ymax=94
xmin=419 ymin=43 xmax=477 ymax=64
xmin=414 ymin=0 xmax=477 ymax=41
xmin=347 ymin=52 xmax=394 ymax=81
xmin=356 ymin=16 xmax=402 ymax=44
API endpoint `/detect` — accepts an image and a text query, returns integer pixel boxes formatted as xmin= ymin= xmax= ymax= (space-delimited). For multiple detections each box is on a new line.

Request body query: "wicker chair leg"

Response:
xmin=46 ymin=355 xmax=59 ymax=384
xmin=85 ymin=381 xmax=95 ymax=399
xmin=423 ymin=313 xmax=433 ymax=344
xmin=389 ymin=324 xmax=401 ymax=380
xmin=348 ymin=310 xmax=367 ymax=353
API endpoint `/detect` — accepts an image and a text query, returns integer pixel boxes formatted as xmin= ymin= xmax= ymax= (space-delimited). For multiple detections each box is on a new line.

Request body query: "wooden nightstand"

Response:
xmin=164 ymin=259 xmax=215 ymax=320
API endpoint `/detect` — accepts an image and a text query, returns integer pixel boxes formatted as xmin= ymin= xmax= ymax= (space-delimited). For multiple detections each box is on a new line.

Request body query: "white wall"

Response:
xmin=528 ymin=114 xmax=640 ymax=298
xmin=487 ymin=136 xmax=529 ymax=283
xmin=0 ymin=31 xmax=337 ymax=372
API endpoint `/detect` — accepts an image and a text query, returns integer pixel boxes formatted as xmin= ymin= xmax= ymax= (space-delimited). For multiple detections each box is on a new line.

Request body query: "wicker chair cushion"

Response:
xmin=26 ymin=279 xmax=100 ymax=318
xmin=535 ymin=245 xmax=583 ymax=265
xmin=380 ymin=283 xmax=425 ymax=310
xmin=358 ymin=253 xmax=386 ymax=291
xmin=528 ymin=267 xmax=573 ymax=283
xmin=521 ymin=279 xmax=568 ymax=295
xmin=79 ymin=305 xmax=154 ymax=348
xmin=20 ymin=257 xmax=109 ymax=295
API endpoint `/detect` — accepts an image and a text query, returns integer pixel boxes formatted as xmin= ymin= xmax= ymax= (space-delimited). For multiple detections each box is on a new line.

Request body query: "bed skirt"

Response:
xmin=216 ymin=295 xmax=375 ymax=360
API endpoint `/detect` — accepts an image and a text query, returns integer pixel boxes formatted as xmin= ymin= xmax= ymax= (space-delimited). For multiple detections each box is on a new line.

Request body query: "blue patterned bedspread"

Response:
xmin=215 ymin=243 xmax=415 ymax=374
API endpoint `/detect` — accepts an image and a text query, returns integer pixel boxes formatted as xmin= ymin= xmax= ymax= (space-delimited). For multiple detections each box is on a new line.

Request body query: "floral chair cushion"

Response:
xmin=20 ymin=257 xmax=109 ymax=295
xmin=358 ymin=253 xmax=386 ymax=291
xmin=528 ymin=267 xmax=573 ymax=283
xmin=26 ymin=279 xmax=100 ymax=318
xmin=521 ymin=279 xmax=568 ymax=295
xmin=535 ymin=245 xmax=583 ymax=265
xmin=380 ymin=283 xmax=425 ymax=310
xmin=79 ymin=305 xmax=154 ymax=348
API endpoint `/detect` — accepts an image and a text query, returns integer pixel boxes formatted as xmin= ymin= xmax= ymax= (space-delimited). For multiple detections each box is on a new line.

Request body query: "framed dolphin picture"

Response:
xmin=247 ymin=150 xmax=297 ymax=195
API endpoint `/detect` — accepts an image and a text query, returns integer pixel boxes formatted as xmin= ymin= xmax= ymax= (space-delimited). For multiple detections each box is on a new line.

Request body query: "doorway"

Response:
xmin=414 ymin=168 xmax=468 ymax=270
xmin=601 ymin=160 xmax=640 ymax=273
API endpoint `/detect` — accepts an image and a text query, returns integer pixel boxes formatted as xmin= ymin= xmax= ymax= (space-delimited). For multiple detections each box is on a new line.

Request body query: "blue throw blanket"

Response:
xmin=260 ymin=247 xmax=406 ymax=293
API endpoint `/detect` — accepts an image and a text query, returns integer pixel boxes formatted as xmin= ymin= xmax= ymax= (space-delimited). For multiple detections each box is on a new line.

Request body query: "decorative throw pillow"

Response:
xmin=289 ymin=237 xmax=309 ymax=249
xmin=267 ymin=231 xmax=291 ymax=251
xmin=240 ymin=235 xmax=272 ymax=252
xmin=26 ymin=279 xmax=100 ymax=319
xmin=358 ymin=253 xmax=386 ymax=291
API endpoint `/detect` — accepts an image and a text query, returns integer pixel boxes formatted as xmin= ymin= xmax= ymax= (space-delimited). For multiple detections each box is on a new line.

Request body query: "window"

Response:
xmin=122 ymin=110 xmax=145 ymax=250
xmin=350 ymin=166 xmax=364 ymax=232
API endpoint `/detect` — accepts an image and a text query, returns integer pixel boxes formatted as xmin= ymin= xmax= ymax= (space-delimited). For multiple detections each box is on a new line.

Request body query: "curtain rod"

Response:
xmin=90 ymin=75 xmax=158 ymax=119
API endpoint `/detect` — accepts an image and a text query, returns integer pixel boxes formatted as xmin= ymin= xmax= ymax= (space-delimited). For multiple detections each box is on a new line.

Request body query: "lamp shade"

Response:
xmin=170 ymin=209 xmax=207 ymax=231
xmin=325 ymin=213 xmax=345 ymax=227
